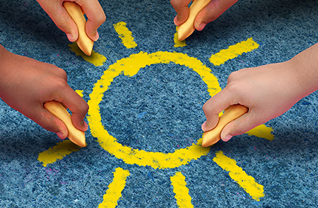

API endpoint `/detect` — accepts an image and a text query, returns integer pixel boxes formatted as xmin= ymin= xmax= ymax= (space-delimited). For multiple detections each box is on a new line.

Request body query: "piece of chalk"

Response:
xmin=201 ymin=104 xmax=248 ymax=147
xmin=44 ymin=101 xmax=87 ymax=147
xmin=177 ymin=0 xmax=211 ymax=41
xmin=64 ymin=2 xmax=94 ymax=56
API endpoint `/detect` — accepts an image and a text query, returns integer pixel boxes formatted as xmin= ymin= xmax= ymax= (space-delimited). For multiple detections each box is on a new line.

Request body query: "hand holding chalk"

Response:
xmin=202 ymin=105 xmax=248 ymax=147
xmin=44 ymin=101 xmax=87 ymax=147
xmin=64 ymin=2 xmax=94 ymax=56
xmin=177 ymin=0 xmax=211 ymax=41
xmin=174 ymin=0 xmax=238 ymax=41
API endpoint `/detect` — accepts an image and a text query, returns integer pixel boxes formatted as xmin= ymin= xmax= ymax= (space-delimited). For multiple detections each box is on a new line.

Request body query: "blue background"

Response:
xmin=1 ymin=0 xmax=318 ymax=207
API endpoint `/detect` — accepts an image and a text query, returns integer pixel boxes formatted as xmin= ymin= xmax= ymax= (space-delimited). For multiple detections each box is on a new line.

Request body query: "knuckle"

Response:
xmin=76 ymin=98 xmax=89 ymax=114
xmin=94 ymin=12 xmax=106 ymax=25
xmin=227 ymin=70 xmax=240 ymax=82
xmin=100 ymin=13 xmax=106 ymax=23
xmin=170 ymin=0 xmax=180 ymax=8
xmin=50 ymin=65 xmax=68 ymax=80
xmin=57 ymin=69 xmax=68 ymax=80
xmin=202 ymin=101 xmax=212 ymax=115
xmin=53 ymin=77 xmax=68 ymax=89
xmin=80 ymin=101 xmax=89 ymax=113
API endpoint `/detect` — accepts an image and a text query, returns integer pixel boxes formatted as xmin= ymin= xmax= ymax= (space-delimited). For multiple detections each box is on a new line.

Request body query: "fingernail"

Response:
xmin=89 ymin=31 xmax=98 ymax=41
xmin=223 ymin=135 xmax=232 ymax=142
xmin=93 ymin=31 xmax=99 ymax=41
xmin=67 ymin=33 xmax=76 ymax=42
xmin=57 ymin=132 xmax=66 ymax=139
xmin=196 ymin=23 xmax=206 ymax=31
xmin=81 ymin=121 xmax=88 ymax=130
xmin=174 ymin=15 xmax=179 ymax=25
xmin=201 ymin=121 xmax=207 ymax=130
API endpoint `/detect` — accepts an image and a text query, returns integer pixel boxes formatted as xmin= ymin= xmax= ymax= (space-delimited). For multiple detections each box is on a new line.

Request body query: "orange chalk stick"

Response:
xmin=202 ymin=105 xmax=248 ymax=147
xmin=64 ymin=2 xmax=94 ymax=56
xmin=44 ymin=101 xmax=87 ymax=147
xmin=178 ymin=0 xmax=211 ymax=41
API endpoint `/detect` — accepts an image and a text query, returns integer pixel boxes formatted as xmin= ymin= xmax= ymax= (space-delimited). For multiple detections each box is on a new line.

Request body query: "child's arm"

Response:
xmin=0 ymin=45 xmax=88 ymax=139
xmin=36 ymin=0 xmax=106 ymax=42
xmin=202 ymin=43 xmax=318 ymax=142
xmin=171 ymin=0 xmax=237 ymax=31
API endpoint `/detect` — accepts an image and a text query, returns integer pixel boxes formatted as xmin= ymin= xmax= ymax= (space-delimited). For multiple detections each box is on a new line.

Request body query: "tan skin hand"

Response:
xmin=0 ymin=45 xmax=88 ymax=139
xmin=171 ymin=0 xmax=237 ymax=31
xmin=36 ymin=0 xmax=106 ymax=42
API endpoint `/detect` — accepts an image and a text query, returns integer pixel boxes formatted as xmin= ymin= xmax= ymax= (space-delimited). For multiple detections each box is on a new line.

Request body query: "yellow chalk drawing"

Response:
xmin=38 ymin=34 xmax=272 ymax=204
xmin=37 ymin=140 xmax=82 ymax=167
xmin=113 ymin=22 xmax=137 ymax=49
xmin=247 ymin=124 xmax=274 ymax=141
xmin=174 ymin=27 xmax=187 ymax=48
xmin=210 ymin=37 xmax=259 ymax=66
xmin=75 ymin=90 xmax=84 ymax=97
xmin=171 ymin=172 xmax=194 ymax=208
xmin=98 ymin=167 xmax=130 ymax=208
xmin=213 ymin=151 xmax=265 ymax=201
xmin=69 ymin=42 xmax=107 ymax=66
xmin=87 ymin=51 xmax=219 ymax=169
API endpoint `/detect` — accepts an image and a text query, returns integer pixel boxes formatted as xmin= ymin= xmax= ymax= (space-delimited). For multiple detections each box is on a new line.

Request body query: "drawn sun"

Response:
xmin=38 ymin=21 xmax=274 ymax=207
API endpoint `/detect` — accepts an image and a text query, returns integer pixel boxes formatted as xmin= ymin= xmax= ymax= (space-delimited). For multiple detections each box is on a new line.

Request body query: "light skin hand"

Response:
xmin=36 ymin=0 xmax=106 ymax=42
xmin=171 ymin=0 xmax=237 ymax=31
xmin=202 ymin=43 xmax=318 ymax=142
xmin=0 ymin=45 xmax=89 ymax=139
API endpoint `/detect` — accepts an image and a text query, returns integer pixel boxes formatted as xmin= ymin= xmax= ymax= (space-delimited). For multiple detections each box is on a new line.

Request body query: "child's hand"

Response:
xmin=202 ymin=61 xmax=305 ymax=142
xmin=36 ymin=0 xmax=106 ymax=42
xmin=0 ymin=46 xmax=88 ymax=139
xmin=171 ymin=0 xmax=237 ymax=31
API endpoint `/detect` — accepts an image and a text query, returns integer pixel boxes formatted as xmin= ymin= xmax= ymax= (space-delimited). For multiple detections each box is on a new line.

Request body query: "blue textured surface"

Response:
xmin=1 ymin=0 xmax=318 ymax=207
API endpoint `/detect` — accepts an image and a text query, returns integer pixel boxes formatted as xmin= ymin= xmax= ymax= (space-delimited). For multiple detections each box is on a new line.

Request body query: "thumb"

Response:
xmin=194 ymin=0 xmax=238 ymax=31
xmin=60 ymin=3 xmax=79 ymax=42
xmin=220 ymin=112 xmax=255 ymax=142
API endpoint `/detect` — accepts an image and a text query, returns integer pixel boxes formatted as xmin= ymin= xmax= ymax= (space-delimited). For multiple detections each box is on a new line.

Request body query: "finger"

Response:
xmin=194 ymin=0 xmax=238 ymax=31
xmin=38 ymin=1 xmax=79 ymax=42
xmin=79 ymin=1 xmax=106 ymax=41
xmin=57 ymin=87 xmax=89 ymax=132
xmin=202 ymin=88 xmax=238 ymax=131
xmin=171 ymin=0 xmax=192 ymax=25
xmin=220 ymin=109 xmax=258 ymax=142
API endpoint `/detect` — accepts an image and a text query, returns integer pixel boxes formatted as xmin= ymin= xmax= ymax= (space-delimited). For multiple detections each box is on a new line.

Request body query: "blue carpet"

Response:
xmin=1 ymin=0 xmax=318 ymax=207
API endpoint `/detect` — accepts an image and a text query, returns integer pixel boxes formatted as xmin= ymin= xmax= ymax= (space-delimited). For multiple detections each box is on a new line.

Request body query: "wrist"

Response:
xmin=287 ymin=44 xmax=318 ymax=98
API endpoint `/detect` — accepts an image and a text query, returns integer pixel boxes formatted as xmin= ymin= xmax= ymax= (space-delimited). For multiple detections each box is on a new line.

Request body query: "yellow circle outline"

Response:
xmin=87 ymin=51 xmax=221 ymax=169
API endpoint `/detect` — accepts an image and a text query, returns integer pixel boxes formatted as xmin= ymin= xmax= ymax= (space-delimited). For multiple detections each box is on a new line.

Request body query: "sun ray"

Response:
xmin=68 ymin=42 xmax=107 ymax=66
xmin=113 ymin=21 xmax=137 ymax=49
xmin=75 ymin=89 xmax=84 ymax=97
xmin=213 ymin=151 xmax=265 ymax=201
xmin=98 ymin=167 xmax=130 ymax=208
xmin=37 ymin=140 xmax=82 ymax=167
xmin=247 ymin=124 xmax=274 ymax=141
xmin=171 ymin=172 xmax=194 ymax=208
xmin=174 ymin=27 xmax=187 ymax=48
xmin=209 ymin=37 xmax=259 ymax=66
